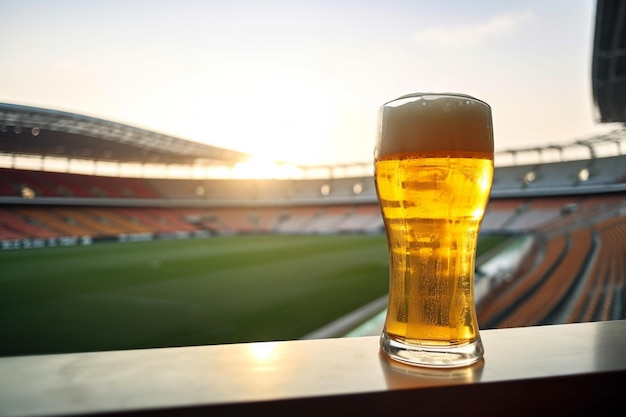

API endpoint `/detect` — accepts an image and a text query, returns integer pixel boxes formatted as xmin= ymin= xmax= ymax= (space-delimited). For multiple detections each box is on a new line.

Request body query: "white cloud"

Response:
xmin=414 ymin=10 xmax=533 ymax=47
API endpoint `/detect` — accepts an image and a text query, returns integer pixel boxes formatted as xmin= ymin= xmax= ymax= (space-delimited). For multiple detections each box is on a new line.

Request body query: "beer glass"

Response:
xmin=375 ymin=93 xmax=494 ymax=368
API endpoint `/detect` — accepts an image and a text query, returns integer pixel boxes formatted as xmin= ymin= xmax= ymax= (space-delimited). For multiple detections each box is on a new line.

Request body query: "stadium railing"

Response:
xmin=1 ymin=319 xmax=625 ymax=416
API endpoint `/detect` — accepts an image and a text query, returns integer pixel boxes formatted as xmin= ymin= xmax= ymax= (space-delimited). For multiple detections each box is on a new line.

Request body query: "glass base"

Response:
xmin=380 ymin=330 xmax=484 ymax=368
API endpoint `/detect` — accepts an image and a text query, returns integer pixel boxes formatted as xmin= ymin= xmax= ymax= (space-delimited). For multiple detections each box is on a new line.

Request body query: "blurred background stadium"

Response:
xmin=0 ymin=0 xmax=625 ymax=357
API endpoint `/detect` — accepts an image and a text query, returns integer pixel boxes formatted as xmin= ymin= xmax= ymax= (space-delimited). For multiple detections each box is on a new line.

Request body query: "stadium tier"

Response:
xmin=1 ymin=153 xmax=625 ymax=331
xmin=0 ymin=155 xmax=625 ymax=241
xmin=1 ymin=88 xmax=626 ymax=337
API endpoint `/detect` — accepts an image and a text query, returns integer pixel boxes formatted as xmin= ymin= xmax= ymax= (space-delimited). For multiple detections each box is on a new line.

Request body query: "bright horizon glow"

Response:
xmin=0 ymin=0 xmax=621 ymax=168
xmin=231 ymin=156 xmax=303 ymax=179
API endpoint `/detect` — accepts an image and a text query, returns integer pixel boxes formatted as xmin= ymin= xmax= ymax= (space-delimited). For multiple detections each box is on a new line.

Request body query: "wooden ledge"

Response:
xmin=1 ymin=320 xmax=625 ymax=416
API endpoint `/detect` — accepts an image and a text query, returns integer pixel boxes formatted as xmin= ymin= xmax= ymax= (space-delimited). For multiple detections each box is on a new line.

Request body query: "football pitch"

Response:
xmin=0 ymin=233 xmax=507 ymax=357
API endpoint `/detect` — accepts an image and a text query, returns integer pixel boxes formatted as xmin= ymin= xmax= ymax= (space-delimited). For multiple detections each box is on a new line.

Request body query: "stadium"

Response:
xmin=2 ymin=92 xmax=626 ymax=355
xmin=2 ymin=98 xmax=625 ymax=343
xmin=0 ymin=0 xmax=625 ymax=415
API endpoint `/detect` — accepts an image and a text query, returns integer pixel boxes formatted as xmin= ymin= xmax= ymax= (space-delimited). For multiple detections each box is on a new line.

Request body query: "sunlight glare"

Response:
xmin=231 ymin=156 xmax=301 ymax=179
xmin=199 ymin=64 xmax=340 ymax=166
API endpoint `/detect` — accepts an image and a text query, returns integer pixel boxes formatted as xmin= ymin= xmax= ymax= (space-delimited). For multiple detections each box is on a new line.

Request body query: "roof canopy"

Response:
xmin=0 ymin=103 xmax=251 ymax=165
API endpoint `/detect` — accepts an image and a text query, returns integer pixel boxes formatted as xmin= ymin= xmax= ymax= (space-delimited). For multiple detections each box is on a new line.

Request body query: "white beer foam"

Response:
xmin=376 ymin=93 xmax=493 ymax=156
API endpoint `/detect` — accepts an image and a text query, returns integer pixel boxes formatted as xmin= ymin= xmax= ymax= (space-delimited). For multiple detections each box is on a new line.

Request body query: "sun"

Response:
xmin=231 ymin=156 xmax=302 ymax=179
xmin=190 ymin=63 xmax=341 ymax=167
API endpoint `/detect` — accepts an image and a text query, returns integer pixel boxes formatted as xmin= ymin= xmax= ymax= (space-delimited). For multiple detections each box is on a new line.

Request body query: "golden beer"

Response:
xmin=375 ymin=93 xmax=493 ymax=367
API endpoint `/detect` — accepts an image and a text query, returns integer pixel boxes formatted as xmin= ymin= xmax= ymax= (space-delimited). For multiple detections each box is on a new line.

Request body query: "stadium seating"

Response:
xmin=0 ymin=168 xmax=163 ymax=198
xmin=1 ymin=154 xmax=625 ymax=329
xmin=567 ymin=214 xmax=626 ymax=322
xmin=0 ymin=207 xmax=63 ymax=238
xmin=476 ymin=192 xmax=626 ymax=328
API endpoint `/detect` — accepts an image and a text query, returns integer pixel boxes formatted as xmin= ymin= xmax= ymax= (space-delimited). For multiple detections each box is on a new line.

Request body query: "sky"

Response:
xmin=0 ymin=0 xmax=620 ymax=167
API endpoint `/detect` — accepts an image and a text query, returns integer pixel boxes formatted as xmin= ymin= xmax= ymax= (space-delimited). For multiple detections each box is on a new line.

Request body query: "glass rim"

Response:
xmin=383 ymin=92 xmax=489 ymax=108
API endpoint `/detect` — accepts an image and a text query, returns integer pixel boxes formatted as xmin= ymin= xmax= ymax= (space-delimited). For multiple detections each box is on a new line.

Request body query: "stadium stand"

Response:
xmin=567 ymin=213 xmax=626 ymax=323
xmin=0 ymin=207 xmax=60 ymax=239
xmin=476 ymin=191 xmax=626 ymax=328
xmin=0 ymin=0 xmax=625 ymax=334
xmin=1 ymin=149 xmax=625 ymax=330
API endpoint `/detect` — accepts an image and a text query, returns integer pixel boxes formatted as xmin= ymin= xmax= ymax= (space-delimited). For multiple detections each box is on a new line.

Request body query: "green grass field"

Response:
xmin=0 ymin=233 xmax=508 ymax=357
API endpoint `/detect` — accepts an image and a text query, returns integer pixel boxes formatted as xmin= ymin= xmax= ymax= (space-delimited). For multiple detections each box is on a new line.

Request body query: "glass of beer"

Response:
xmin=375 ymin=93 xmax=494 ymax=368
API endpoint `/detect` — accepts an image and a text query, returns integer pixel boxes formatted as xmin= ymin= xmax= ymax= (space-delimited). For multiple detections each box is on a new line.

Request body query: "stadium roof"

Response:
xmin=592 ymin=0 xmax=626 ymax=123
xmin=0 ymin=102 xmax=252 ymax=165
